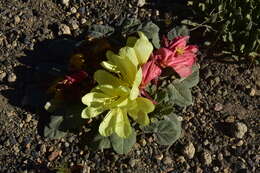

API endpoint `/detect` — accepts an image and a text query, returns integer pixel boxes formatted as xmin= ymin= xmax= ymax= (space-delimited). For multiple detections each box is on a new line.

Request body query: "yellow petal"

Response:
xmin=128 ymin=97 xmax=154 ymax=125
xmin=114 ymin=108 xmax=132 ymax=138
xmin=101 ymin=61 xmax=120 ymax=73
xmin=81 ymin=107 xmax=104 ymax=119
xmin=94 ymin=70 xmax=124 ymax=86
xmin=119 ymin=47 xmax=139 ymax=67
xmin=99 ymin=109 xmax=117 ymax=136
xmin=109 ymin=53 xmax=137 ymax=84
xmin=82 ymin=92 xmax=107 ymax=106
xmin=133 ymin=32 xmax=153 ymax=65
xmin=129 ymin=67 xmax=142 ymax=100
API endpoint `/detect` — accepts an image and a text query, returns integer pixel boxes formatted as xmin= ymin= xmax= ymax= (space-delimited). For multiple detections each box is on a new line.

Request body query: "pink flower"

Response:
xmin=156 ymin=36 xmax=198 ymax=78
xmin=58 ymin=70 xmax=88 ymax=86
xmin=140 ymin=58 xmax=162 ymax=89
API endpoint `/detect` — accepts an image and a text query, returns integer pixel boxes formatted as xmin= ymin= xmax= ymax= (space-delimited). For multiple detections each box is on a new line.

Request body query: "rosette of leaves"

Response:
xmin=185 ymin=0 xmax=260 ymax=62
xmin=87 ymin=18 xmax=161 ymax=48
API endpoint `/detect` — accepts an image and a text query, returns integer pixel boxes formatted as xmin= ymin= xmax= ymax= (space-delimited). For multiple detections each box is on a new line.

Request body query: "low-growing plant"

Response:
xmin=25 ymin=19 xmax=200 ymax=154
xmin=185 ymin=0 xmax=260 ymax=63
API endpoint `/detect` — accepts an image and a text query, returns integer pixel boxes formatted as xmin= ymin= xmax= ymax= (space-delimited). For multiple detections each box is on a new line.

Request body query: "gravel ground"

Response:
xmin=0 ymin=0 xmax=259 ymax=173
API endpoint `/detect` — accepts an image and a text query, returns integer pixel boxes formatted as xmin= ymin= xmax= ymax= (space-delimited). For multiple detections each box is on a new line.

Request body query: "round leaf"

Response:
xmin=110 ymin=129 xmax=136 ymax=154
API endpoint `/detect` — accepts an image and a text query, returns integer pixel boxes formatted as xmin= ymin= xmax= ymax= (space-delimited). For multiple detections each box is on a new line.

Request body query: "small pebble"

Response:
xmin=70 ymin=21 xmax=79 ymax=30
xmin=80 ymin=18 xmax=87 ymax=24
xmin=137 ymin=0 xmax=146 ymax=7
xmin=225 ymin=115 xmax=235 ymax=123
xmin=155 ymin=153 xmax=163 ymax=161
xmin=250 ymin=88 xmax=256 ymax=96
xmin=176 ymin=156 xmax=186 ymax=163
xmin=217 ymin=153 xmax=223 ymax=161
xmin=214 ymin=103 xmax=223 ymax=111
xmin=129 ymin=159 xmax=138 ymax=167
xmin=182 ymin=142 xmax=195 ymax=159
xmin=236 ymin=140 xmax=244 ymax=146
xmin=14 ymin=16 xmax=20 ymax=24
xmin=139 ymin=139 xmax=147 ymax=146
xmin=61 ymin=0 xmax=70 ymax=6
xmin=213 ymin=166 xmax=219 ymax=172
xmin=25 ymin=114 xmax=32 ymax=122
xmin=13 ymin=145 xmax=20 ymax=153
xmin=48 ymin=151 xmax=60 ymax=161
xmin=59 ymin=24 xmax=71 ymax=35
xmin=70 ymin=7 xmax=77 ymax=14
xmin=40 ymin=144 xmax=46 ymax=153
xmin=7 ymin=73 xmax=17 ymax=82
xmin=64 ymin=142 xmax=70 ymax=147
xmin=233 ymin=122 xmax=247 ymax=138
xmin=163 ymin=156 xmax=172 ymax=165
xmin=196 ymin=167 xmax=203 ymax=173
xmin=203 ymin=139 xmax=209 ymax=146
xmin=0 ymin=71 xmax=6 ymax=81
xmin=201 ymin=150 xmax=212 ymax=165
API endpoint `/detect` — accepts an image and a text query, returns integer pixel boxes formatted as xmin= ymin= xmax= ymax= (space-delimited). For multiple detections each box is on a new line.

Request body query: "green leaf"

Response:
xmin=44 ymin=116 xmax=67 ymax=139
xmin=167 ymin=25 xmax=190 ymax=40
xmin=87 ymin=25 xmax=115 ymax=38
xmin=110 ymin=129 xmax=136 ymax=154
xmin=90 ymin=134 xmax=111 ymax=151
xmin=167 ymin=83 xmax=193 ymax=107
xmin=142 ymin=114 xmax=181 ymax=145
xmin=140 ymin=22 xmax=160 ymax=48
xmin=178 ymin=65 xmax=200 ymax=88
xmin=121 ymin=18 xmax=142 ymax=34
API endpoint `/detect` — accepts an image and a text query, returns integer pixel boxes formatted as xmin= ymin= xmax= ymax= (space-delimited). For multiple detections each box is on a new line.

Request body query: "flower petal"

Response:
xmin=108 ymin=52 xmax=137 ymax=84
xmin=172 ymin=64 xmax=193 ymax=78
xmin=114 ymin=108 xmax=132 ymax=138
xmin=81 ymin=106 xmax=105 ymax=119
xmin=82 ymin=92 xmax=107 ymax=106
xmin=128 ymin=97 xmax=155 ymax=126
xmin=133 ymin=32 xmax=153 ymax=65
xmin=99 ymin=109 xmax=117 ymax=136
xmin=129 ymin=67 xmax=142 ymax=100
xmin=119 ymin=47 xmax=139 ymax=67
xmin=94 ymin=70 xmax=125 ymax=86
xmin=141 ymin=59 xmax=162 ymax=88
xmin=168 ymin=36 xmax=189 ymax=50
xmin=101 ymin=61 xmax=120 ymax=73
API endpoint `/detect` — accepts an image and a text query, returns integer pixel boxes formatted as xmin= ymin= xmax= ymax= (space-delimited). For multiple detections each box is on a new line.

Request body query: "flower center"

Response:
xmin=176 ymin=47 xmax=185 ymax=55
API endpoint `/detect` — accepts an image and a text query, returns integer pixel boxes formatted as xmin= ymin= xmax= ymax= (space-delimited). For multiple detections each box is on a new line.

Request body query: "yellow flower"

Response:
xmin=81 ymin=85 xmax=154 ymax=138
xmin=81 ymin=32 xmax=155 ymax=138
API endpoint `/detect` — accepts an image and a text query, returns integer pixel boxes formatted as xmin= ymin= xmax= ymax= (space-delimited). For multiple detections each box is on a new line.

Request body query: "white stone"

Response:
xmin=202 ymin=150 xmax=212 ymax=165
xmin=234 ymin=122 xmax=247 ymax=138
xmin=182 ymin=142 xmax=195 ymax=159
xmin=61 ymin=0 xmax=70 ymax=6
xmin=7 ymin=72 xmax=16 ymax=82
xmin=137 ymin=0 xmax=146 ymax=7
xmin=59 ymin=24 xmax=71 ymax=35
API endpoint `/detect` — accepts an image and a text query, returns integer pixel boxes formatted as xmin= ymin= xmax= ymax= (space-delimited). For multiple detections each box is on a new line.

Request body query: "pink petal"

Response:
xmin=168 ymin=54 xmax=196 ymax=78
xmin=173 ymin=65 xmax=193 ymax=78
xmin=168 ymin=36 xmax=189 ymax=50
xmin=155 ymin=48 xmax=175 ymax=67
xmin=63 ymin=70 xmax=88 ymax=85
xmin=141 ymin=60 xmax=162 ymax=88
